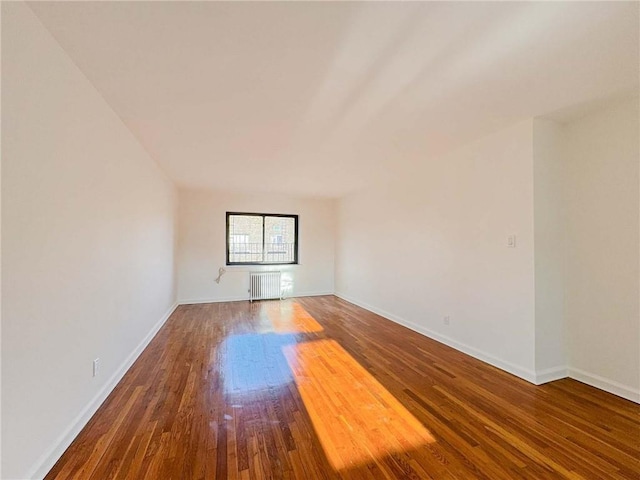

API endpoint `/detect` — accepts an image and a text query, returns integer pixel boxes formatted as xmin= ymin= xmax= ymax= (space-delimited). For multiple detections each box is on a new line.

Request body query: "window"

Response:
xmin=226 ymin=212 xmax=298 ymax=265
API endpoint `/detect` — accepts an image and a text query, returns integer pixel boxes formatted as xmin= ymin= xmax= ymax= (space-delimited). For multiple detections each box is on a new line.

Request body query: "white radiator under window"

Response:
xmin=249 ymin=271 xmax=282 ymax=302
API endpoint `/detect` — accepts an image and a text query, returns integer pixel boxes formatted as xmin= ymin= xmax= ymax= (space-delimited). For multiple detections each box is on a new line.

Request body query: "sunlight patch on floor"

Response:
xmin=264 ymin=301 xmax=324 ymax=333
xmin=282 ymin=338 xmax=436 ymax=471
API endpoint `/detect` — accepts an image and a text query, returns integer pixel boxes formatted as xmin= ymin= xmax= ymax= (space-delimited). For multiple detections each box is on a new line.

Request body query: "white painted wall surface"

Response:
xmin=533 ymin=119 xmax=567 ymax=376
xmin=563 ymin=97 xmax=639 ymax=400
xmin=177 ymin=189 xmax=335 ymax=303
xmin=335 ymin=120 xmax=537 ymax=380
xmin=2 ymin=4 xmax=178 ymax=478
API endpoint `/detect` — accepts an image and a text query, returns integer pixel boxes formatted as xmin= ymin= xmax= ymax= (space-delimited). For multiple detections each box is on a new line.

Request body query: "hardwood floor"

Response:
xmin=46 ymin=296 xmax=639 ymax=479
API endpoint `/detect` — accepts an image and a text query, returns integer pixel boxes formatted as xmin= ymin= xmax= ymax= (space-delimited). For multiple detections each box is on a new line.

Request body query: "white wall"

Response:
xmin=335 ymin=101 xmax=640 ymax=401
xmin=177 ymin=189 xmax=335 ymax=303
xmin=2 ymin=4 xmax=178 ymax=478
xmin=336 ymin=120 xmax=537 ymax=381
xmin=533 ymin=119 xmax=567 ymax=378
xmin=563 ymin=98 xmax=639 ymax=400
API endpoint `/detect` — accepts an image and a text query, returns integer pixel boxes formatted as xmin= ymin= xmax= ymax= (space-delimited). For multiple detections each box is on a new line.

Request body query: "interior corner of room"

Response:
xmin=1 ymin=1 xmax=639 ymax=479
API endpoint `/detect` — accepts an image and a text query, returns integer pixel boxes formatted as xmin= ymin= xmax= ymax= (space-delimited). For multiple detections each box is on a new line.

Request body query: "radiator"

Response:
xmin=249 ymin=271 xmax=282 ymax=302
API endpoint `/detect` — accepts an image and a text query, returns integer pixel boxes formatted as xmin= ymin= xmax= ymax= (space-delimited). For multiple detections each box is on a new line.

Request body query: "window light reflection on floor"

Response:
xmin=221 ymin=333 xmax=296 ymax=394
xmin=221 ymin=303 xmax=323 ymax=394
xmin=222 ymin=300 xmax=435 ymax=472
xmin=282 ymin=338 xmax=436 ymax=471
xmin=264 ymin=300 xmax=324 ymax=334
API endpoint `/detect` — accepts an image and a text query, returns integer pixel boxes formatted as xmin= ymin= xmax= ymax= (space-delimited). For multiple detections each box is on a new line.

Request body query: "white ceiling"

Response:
xmin=29 ymin=1 xmax=639 ymax=198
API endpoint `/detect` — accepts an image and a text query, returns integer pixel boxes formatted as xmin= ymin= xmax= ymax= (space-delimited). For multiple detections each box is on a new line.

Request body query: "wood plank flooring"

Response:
xmin=45 ymin=296 xmax=640 ymax=479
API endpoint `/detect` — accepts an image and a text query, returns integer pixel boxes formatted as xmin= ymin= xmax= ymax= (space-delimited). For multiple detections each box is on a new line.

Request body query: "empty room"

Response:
xmin=2 ymin=1 xmax=639 ymax=479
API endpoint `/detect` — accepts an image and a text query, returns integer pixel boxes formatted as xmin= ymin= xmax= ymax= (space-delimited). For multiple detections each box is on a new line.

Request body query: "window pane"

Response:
xmin=228 ymin=215 xmax=263 ymax=263
xmin=264 ymin=216 xmax=295 ymax=263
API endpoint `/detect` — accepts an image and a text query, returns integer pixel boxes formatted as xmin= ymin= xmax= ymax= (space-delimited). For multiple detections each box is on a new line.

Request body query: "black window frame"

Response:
xmin=226 ymin=212 xmax=299 ymax=266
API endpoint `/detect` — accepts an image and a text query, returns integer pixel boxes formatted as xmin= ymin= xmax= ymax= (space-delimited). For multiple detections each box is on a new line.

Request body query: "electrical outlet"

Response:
xmin=443 ymin=316 xmax=450 ymax=325
xmin=93 ymin=358 xmax=100 ymax=377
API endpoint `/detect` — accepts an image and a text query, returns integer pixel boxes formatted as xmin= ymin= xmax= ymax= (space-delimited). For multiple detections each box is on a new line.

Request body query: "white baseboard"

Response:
xmin=534 ymin=366 xmax=568 ymax=385
xmin=568 ymin=367 xmax=640 ymax=404
xmin=27 ymin=301 xmax=179 ymax=480
xmin=179 ymin=296 xmax=248 ymax=305
xmin=334 ymin=292 xmax=538 ymax=384
xmin=290 ymin=291 xmax=334 ymax=298
xmin=334 ymin=293 xmax=640 ymax=404
xmin=178 ymin=291 xmax=334 ymax=305
xmin=24 ymin=293 xmax=638 ymax=479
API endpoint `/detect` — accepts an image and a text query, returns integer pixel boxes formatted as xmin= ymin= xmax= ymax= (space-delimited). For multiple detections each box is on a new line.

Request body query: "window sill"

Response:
xmin=225 ymin=264 xmax=300 ymax=268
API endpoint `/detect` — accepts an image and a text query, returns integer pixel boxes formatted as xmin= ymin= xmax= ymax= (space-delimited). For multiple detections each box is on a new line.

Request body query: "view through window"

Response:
xmin=226 ymin=212 xmax=298 ymax=265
